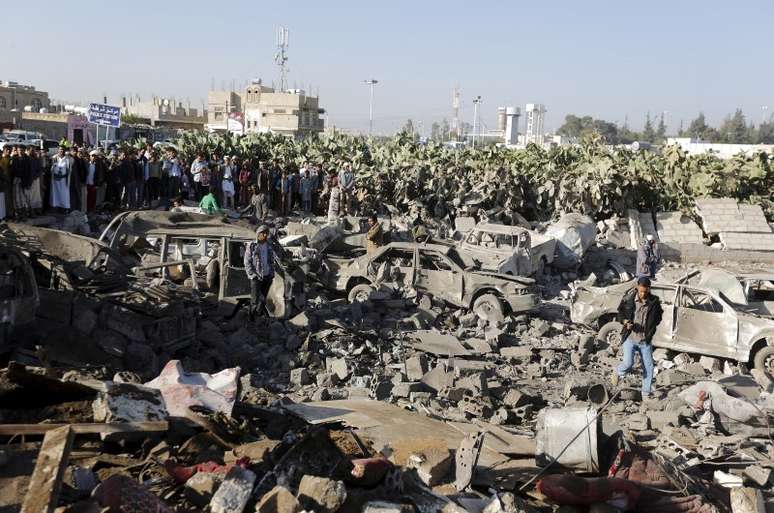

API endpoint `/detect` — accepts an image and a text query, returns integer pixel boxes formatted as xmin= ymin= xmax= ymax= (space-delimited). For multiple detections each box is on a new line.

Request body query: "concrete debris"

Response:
xmin=2 ymin=198 xmax=774 ymax=513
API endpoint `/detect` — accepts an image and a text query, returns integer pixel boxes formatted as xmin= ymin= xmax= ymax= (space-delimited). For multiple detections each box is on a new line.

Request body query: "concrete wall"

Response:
xmin=660 ymin=242 xmax=774 ymax=264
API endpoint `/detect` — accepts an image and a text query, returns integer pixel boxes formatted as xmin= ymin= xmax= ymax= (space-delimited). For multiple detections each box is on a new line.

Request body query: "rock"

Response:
xmin=730 ymin=487 xmax=765 ymax=513
xmin=407 ymin=447 xmax=452 ymax=487
xmin=312 ymin=387 xmax=331 ymax=401
xmin=124 ymin=343 xmax=158 ymax=375
xmin=255 ymin=485 xmax=301 ymax=513
xmin=392 ymin=382 xmax=425 ymax=398
xmin=326 ymin=357 xmax=349 ymax=381
xmin=228 ymin=439 xmax=280 ymax=464
xmin=681 ymin=363 xmax=707 ymax=376
xmin=96 ymin=330 xmax=128 ymax=358
xmin=405 ymin=354 xmax=429 ymax=381
xmin=652 ymin=348 xmax=670 ymax=361
xmin=296 ymin=475 xmax=347 ymax=513
xmin=646 ymin=410 xmax=681 ymax=430
xmin=626 ymin=413 xmax=650 ymax=431
xmin=209 ymin=466 xmax=256 ymax=513
xmin=657 ymin=369 xmax=693 ymax=386
xmin=185 ymin=472 xmax=224 ymax=507
xmin=502 ymin=389 xmax=531 ymax=408
xmin=743 ymin=465 xmax=772 ymax=487
xmin=290 ymin=368 xmax=311 ymax=386
xmin=456 ymin=372 xmax=487 ymax=395
xmin=288 ymin=311 xmax=311 ymax=330
xmin=73 ymin=309 xmax=98 ymax=335
xmin=421 ymin=365 xmax=454 ymax=392
xmin=699 ymin=356 xmax=722 ymax=372
xmin=499 ymin=346 xmax=532 ymax=360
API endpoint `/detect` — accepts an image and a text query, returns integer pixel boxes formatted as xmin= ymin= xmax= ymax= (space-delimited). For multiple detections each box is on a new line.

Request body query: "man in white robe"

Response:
xmin=51 ymin=145 xmax=73 ymax=211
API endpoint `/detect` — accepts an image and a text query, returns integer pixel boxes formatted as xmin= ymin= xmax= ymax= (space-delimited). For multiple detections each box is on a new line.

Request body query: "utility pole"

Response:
xmin=472 ymin=96 xmax=482 ymax=148
xmin=364 ymin=79 xmax=378 ymax=136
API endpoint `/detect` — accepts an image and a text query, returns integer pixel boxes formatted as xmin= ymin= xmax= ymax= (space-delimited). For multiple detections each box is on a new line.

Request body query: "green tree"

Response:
xmin=642 ymin=112 xmax=655 ymax=142
xmin=718 ymin=109 xmax=748 ymax=143
xmin=757 ymin=121 xmax=774 ymax=144
xmin=687 ymin=113 xmax=709 ymax=139
xmin=655 ymin=113 xmax=666 ymax=142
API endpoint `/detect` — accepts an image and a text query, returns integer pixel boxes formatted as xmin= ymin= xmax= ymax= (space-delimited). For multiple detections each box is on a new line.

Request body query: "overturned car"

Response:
xmin=570 ymin=274 xmax=774 ymax=378
xmin=318 ymin=242 xmax=538 ymax=321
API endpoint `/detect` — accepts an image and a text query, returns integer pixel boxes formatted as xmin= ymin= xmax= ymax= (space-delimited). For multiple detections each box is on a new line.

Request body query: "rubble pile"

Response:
xmin=0 ymin=203 xmax=773 ymax=513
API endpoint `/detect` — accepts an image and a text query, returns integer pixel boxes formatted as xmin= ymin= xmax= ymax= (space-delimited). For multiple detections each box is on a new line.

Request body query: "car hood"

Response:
xmin=469 ymin=270 xmax=535 ymax=285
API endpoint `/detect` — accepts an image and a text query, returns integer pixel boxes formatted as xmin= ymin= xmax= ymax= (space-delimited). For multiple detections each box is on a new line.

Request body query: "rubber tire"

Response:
xmin=205 ymin=260 xmax=220 ymax=292
xmin=348 ymin=284 xmax=374 ymax=303
xmin=472 ymin=293 xmax=505 ymax=323
xmin=597 ymin=321 xmax=624 ymax=350
xmin=753 ymin=345 xmax=774 ymax=382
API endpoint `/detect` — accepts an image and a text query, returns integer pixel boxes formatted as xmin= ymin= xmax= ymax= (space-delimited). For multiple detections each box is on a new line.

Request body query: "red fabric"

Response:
xmin=537 ymin=474 xmax=642 ymax=509
xmin=164 ymin=456 xmax=251 ymax=484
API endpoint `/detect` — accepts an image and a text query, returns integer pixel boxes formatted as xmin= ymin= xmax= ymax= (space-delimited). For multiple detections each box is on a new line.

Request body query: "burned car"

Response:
xmin=570 ymin=277 xmax=774 ymax=378
xmin=319 ymin=242 xmax=538 ymax=321
xmin=99 ymin=211 xmax=305 ymax=318
xmin=458 ymin=223 xmax=556 ymax=276
xmin=676 ymin=269 xmax=774 ymax=319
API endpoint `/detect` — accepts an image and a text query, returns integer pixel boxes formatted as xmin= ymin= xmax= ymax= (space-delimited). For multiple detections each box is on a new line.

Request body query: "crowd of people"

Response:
xmin=0 ymin=142 xmax=361 ymax=221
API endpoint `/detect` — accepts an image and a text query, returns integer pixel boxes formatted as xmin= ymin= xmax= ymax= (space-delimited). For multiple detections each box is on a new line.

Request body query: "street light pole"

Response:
xmin=364 ymin=79 xmax=378 ymax=136
xmin=472 ymin=96 xmax=482 ymax=148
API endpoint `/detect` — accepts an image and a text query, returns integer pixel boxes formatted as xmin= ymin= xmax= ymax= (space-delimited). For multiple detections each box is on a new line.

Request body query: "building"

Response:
xmin=0 ymin=81 xmax=50 ymax=112
xmin=524 ymin=103 xmax=546 ymax=145
xmin=207 ymin=80 xmax=324 ymax=137
xmin=19 ymin=112 xmax=93 ymax=145
xmin=122 ymin=96 xmax=206 ymax=130
xmin=666 ymin=137 xmax=774 ymax=159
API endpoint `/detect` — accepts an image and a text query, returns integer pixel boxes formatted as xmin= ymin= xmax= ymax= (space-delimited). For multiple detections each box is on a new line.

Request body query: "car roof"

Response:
xmin=381 ymin=241 xmax=452 ymax=254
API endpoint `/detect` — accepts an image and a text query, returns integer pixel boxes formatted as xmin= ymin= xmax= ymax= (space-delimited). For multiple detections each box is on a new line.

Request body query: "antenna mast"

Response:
xmin=452 ymin=85 xmax=461 ymax=141
xmin=275 ymin=26 xmax=290 ymax=92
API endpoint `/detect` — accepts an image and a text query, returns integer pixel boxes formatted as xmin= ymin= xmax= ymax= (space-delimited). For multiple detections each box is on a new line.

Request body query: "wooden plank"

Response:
xmin=0 ymin=421 xmax=168 ymax=436
xmin=20 ymin=426 xmax=74 ymax=513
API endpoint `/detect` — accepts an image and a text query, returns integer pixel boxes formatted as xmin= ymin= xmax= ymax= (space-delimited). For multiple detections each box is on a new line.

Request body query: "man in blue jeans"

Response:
xmin=611 ymin=276 xmax=663 ymax=398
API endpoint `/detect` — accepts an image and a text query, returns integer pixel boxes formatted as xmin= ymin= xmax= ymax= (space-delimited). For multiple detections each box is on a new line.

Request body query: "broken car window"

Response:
xmin=419 ymin=251 xmax=452 ymax=272
xmin=681 ymin=289 xmax=723 ymax=313
xmin=495 ymin=234 xmax=514 ymax=248
xmin=649 ymin=287 xmax=676 ymax=305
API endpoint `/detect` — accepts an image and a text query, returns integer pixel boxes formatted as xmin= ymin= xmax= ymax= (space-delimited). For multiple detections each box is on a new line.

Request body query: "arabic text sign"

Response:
xmin=87 ymin=103 xmax=121 ymax=127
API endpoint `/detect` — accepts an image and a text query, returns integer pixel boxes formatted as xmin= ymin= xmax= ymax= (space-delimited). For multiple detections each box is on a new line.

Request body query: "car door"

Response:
xmin=221 ymin=238 xmax=251 ymax=299
xmin=368 ymin=247 xmax=415 ymax=289
xmin=672 ymin=287 xmax=738 ymax=358
xmin=414 ymin=249 xmax=463 ymax=305
xmin=646 ymin=285 xmax=677 ymax=348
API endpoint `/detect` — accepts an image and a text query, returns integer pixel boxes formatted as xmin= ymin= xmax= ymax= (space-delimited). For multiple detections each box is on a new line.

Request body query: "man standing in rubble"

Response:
xmin=337 ymin=162 xmax=355 ymax=215
xmin=611 ymin=276 xmax=662 ymax=399
xmin=366 ymin=213 xmax=384 ymax=254
xmin=636 ymin=234 xmax=660 ymax=279
xmin=244 ymin=225 xmax=275 ymax=320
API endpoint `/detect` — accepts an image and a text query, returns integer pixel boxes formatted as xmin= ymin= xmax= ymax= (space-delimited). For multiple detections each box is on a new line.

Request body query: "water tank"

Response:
xmin=497 ymin=107 xmax=507 ymax=132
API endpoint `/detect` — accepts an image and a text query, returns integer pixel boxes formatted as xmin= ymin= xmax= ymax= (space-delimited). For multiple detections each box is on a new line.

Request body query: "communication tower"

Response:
xmin=275 ymin=26 xmax=290 ymax=92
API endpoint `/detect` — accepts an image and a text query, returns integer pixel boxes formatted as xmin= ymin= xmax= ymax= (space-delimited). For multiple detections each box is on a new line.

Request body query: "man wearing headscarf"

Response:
xmin=51 ymin=145 xmax=74 ymax=212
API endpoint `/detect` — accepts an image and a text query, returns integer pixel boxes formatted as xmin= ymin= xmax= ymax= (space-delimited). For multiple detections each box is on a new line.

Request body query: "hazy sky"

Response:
xmin=5 ymin=0 xmax=772 ymax=134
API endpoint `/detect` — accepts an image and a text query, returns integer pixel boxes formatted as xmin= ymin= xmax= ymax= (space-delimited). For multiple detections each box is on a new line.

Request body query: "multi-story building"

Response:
xmin=0 ymin=81 xmax=50 ymax=112
xmin=207 ymin=80 xmax=324 ymax=137
xmin=122 ymin=96 xmax=206 ymax=130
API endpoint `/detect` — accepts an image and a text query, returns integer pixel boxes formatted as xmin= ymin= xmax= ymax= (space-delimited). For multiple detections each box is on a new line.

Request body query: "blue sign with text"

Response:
xmin=87 ymin=103 xmax=121 ymax=127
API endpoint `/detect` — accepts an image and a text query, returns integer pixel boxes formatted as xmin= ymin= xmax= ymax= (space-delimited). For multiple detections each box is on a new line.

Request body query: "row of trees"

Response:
xmin=558 ymin=110 xmax=774 ymax=145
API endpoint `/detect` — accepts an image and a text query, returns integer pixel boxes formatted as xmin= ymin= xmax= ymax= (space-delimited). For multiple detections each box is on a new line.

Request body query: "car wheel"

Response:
xmin=473 ymin=293 xmax=505 ymax=323
xmin=348 ymin=284 xmax=374 ymax=303
xmin=753 ymin=345 xmax=774 ymax=382
xmin=205 ymin=260 xmax=220 ymax=291
xmin=597 ymin=321 xmax=624 ymax=350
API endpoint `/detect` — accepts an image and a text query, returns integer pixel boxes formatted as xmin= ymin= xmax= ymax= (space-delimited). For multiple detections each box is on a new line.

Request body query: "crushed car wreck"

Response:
xmin=571 ymin=276 xmax=774 ymax=378
xmin=318 ymin=241 xmax=538 ymax=321
xmin=98 ymin=211 xmax=305 ymax=318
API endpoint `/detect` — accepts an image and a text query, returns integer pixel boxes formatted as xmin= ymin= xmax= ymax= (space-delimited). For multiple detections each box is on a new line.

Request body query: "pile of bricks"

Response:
xmin=694 ymin=197 xmax=774 ymax=251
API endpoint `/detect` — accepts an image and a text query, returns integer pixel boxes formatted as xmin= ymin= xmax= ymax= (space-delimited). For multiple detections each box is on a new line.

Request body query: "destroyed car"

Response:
xmin=458 ymin=222 xmax=557 ymax=276
xmin=570 ymin=278 xmax=774 ymax=378
xmin=99 ymin=211 xmax=305 ymax=318
xmin=0 ymin=245 xmax=39 ymax=346
xmin=319 ymin=241 xmax=538 ymax=320
xmin=677 ymin=268 xmax=774 ymax=319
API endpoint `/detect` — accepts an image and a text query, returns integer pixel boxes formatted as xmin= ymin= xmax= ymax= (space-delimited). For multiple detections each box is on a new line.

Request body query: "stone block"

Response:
xmin=407 ymin=446 xmax=452 ymax=486
xmin=405 ymin=354 xmax=429 ymax=382
xmin=502 ymin=389 xmax=531 ymax=408
xmin=256 ymin=485 xmax=301 ymax=513
xmin=209 ymin=466 xmax=256 ymax=513
xmin=326 ymin=357 xmax=349 ymax=380
xmin=499 ymin=346 xmax=532 ymax=359
xmin=185 ymin=472 xmax=224 ymax=507
xmin=699 ymin=356 xmax=721 ymax=372
xmin=743 ymin=465 xmax=772 ymax=487
xmin=392 ymin=382 xmax=425 ymax=398
xmin=420 ymin=365 xmax=453 ymax=392
xmin=290 ymin=368 xmax=311 ymax=386
xmin=626 ymin=413 xmax=650 ymax=431
xmin=646 ymin=409 xmax=681 ymax=430
xmin=296 ymin=475 xmax=347 ymax=513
